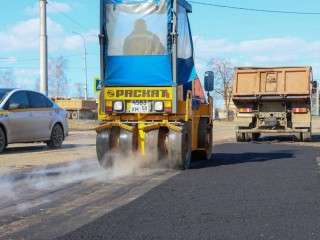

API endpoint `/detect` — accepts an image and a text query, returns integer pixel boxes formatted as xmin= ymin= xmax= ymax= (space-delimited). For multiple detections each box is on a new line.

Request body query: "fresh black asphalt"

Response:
xmin=59 ymin=142 xmax=320 ymax=240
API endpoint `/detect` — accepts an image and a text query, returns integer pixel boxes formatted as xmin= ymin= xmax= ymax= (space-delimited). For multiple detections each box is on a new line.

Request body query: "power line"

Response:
xmin=189 ymin=1 xmax=320 ymax=15
xmin=195 ymin=56 xmax=212 ymax=64
xmin=0 ymin=66 xmax=99 ymax=70
xmin=0 ymin=53 xmax=99 ymax=62
xmin=46 ymin=1 xmax=96 ymax=35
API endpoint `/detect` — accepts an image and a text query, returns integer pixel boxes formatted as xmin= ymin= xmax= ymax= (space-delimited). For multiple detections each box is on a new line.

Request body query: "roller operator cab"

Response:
xmin=96 ymin=0 xmax=214 ymax=170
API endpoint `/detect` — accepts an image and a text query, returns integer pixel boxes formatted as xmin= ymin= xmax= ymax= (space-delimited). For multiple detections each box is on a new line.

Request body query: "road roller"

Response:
xmin=96 ymin=0 xmax=214 ymax=169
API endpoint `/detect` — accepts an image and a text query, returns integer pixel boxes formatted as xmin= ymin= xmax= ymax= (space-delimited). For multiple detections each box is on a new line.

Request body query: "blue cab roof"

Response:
xmin=105 ymin=0 xmax=192 ymax=12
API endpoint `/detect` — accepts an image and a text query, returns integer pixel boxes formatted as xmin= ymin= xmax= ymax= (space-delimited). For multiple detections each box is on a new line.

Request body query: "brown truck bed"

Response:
xmin=55 ymin=99 xmax=96 ymax=111
xmin=233 ymin=66 xmax=312 ymax=97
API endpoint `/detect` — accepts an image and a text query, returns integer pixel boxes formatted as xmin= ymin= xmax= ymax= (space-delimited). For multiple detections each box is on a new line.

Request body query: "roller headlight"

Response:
xmin=113 ymin=101 xmax=124 ymax=112
xmin=154 ymin=101 xmax=164 ymax=112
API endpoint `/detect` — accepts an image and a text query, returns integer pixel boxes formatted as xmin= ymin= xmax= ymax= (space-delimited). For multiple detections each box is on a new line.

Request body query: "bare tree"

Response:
xmin=210 ymin=58 xmax=234 ymax=121
xmin=0 ymin=70 xmax=15 ymax=87
xmin=74 ymin=82 xmax=84 ymax=98
xmin=48 ymin=56 xmax=69 ymax=97
xmin=35 ymin=77 xmax=40 ymax=91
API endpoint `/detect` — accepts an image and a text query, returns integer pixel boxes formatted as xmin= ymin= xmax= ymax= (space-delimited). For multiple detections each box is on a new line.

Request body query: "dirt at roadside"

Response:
xmin=67 ymin=119 xmax=99 ymax=131
xmin=67 ymin=118 xmax=320 ymax=143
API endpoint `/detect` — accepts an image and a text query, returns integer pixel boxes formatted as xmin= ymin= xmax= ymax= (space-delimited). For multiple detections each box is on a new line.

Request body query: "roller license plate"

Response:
xmin=130 ymin=100 xmax=150 ymax=113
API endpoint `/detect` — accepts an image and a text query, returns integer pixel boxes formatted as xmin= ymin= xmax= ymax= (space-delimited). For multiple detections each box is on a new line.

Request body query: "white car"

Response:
xmin=0 ymin=88 xmax=69 ymax=152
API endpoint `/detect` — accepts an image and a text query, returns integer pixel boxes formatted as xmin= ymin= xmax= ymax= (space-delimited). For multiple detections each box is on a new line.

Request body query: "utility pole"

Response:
xmin=73 ymin=32 xmax=96 ymax=100
xmin=40 ymin=0 xmax=48 ymax=95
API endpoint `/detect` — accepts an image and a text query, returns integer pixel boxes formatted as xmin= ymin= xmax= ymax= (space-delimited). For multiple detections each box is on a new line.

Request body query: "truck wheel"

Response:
xmin=236 ymin=132 xmax=245 ymax=142
xmin=253 ymin=133 xmax=261 ymax=141
xmin=293 ymin=133 xmax=302 ymax=142
xmin=302 ymin=132 xmax=311 ymax=142
xmin=66 ymin=111 xmax=72 ymax=119
xmin=196 ymin=118 xmax=212 ymax=160
xmin=0 ymin=128 xmax=6 ymax=153
xmin=245 ymin=133 xmax=253 ymax=142
xmin=96 ymin=127 xmax=120 ymax=168
xmin=168 ymin=122 xmax=191 ymax=170
xmin=72 ymin=111 xmax=78 ymax=120
xmin=47 ymin=124 xmax=64 ymax=148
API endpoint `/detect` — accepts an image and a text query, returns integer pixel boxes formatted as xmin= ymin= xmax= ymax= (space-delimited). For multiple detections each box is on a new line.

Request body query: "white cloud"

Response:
xmin=63 ymin=32 xmax=99 ymax=51
xmin=0 ymin=57 xmax=17 ymax=64
xmin=251 ymin=55 xmax=297 ymax=64
xmin=238 ymin=37 xmax=307 ymax=55
xmin=15 ymin=69 xmax=39 ymax=78
xmin=26 ymin=1 xmax=71 ymax=15
xmin=193 ymin=35 xmax=320 ymax=84
xmin=0 ymin=18 xmax=64 ymax=52
xmin=194 ymin=36 xmax=319 ymax=67
xmin=311 ymin=62 xmax=320 ymax=80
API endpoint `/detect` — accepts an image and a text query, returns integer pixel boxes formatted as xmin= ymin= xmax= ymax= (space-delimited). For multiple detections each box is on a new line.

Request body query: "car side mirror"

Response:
xmin=8 ymin=103 xmax=20 ymax=110
xmin=204 ymin=71 xmax=214 ymax=92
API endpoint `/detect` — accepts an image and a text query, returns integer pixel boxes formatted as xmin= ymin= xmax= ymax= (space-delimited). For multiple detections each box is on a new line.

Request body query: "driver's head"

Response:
xmin=134 ymin=19 xmax=147 ymax=32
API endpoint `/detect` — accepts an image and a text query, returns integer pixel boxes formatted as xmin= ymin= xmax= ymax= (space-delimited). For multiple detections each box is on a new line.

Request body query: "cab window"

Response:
xmin=5 ymin=91 xmax=30 ymax=110
xmin=29 ymin=92 xmax=50 ymax=108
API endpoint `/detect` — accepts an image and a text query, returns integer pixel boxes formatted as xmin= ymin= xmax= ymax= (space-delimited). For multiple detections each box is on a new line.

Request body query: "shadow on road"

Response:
xmin=3 ymin=143 xmax=95 ymax=155
xmin=256 ymin=134 xmax=320 ymax=143
xmin=190 ymin=150 xmax=294 ymax=169
xmin=310 ymin=134 xmax=320 ymax=142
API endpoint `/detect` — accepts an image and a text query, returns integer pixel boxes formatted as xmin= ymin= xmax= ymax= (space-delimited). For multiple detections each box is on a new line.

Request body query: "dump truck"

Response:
xmin=95 ymin=0 xmax=214 ymax=169
xmin=232 ymin=66 xmax=317 ymax=142
xmin=52 ymin=97 xmax=97 ymax=120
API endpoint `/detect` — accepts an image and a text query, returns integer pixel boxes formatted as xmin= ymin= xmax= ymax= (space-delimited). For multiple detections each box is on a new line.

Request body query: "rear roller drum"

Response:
xmin=194 ymin=118 xmax=212 ymax=160
xmin=168 ymin=122 xmax=191 ymax=170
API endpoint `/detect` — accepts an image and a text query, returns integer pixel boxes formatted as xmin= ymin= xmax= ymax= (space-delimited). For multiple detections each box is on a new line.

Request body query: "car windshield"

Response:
xmin=0 ymin=89 xmax=12 ymax=105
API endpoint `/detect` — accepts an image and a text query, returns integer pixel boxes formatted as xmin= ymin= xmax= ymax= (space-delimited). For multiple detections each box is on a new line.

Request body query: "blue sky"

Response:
xmin=1 ymin=0 xmax=320 ymax=101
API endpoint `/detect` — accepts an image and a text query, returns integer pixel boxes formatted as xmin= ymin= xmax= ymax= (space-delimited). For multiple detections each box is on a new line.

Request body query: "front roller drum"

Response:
xmin=96 ymin=127 xmax=136 ymax=168
xmin=168 ymin=122 xmax=192 ymax=170
xmin=144 ymin=127 xmax=168 ymax=163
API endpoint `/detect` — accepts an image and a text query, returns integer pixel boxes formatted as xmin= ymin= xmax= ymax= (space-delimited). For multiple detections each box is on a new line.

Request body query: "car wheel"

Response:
xmin=47 ymin=124 xmax=64 ymax=148
xmin=0 ymin=128 xmax=6 ymax=153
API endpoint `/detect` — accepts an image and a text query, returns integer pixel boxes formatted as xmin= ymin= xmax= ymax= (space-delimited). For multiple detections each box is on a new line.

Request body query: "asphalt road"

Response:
xmin=59 ymin=142 xmax=320 ymax=240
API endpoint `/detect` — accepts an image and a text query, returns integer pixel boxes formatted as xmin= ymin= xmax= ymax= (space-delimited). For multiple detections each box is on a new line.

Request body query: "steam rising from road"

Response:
xmin=0 ymin=150 xmax=168 ymax=206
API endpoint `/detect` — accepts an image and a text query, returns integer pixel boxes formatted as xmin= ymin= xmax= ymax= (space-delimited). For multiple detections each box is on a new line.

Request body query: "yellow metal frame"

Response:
xmin=96 ymin=87 xmax=213 ymax=155
xmin=95 ymin=122 xmax=133 ymax=133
